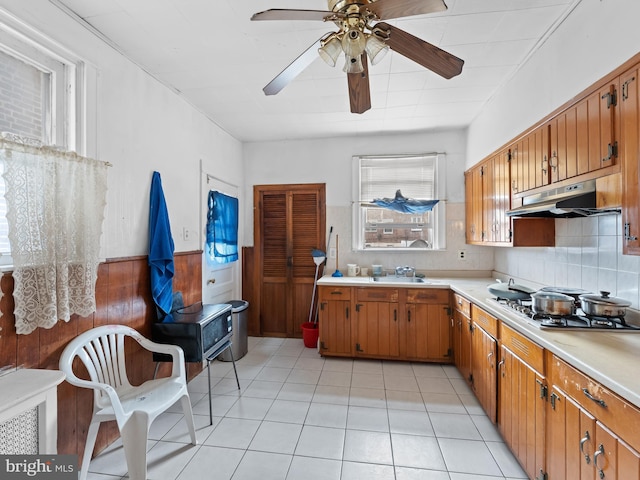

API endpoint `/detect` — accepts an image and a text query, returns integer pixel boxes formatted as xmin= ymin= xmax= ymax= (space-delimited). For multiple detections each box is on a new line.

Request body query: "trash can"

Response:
xmin=218 ymin=300 xmax=249 ymax=361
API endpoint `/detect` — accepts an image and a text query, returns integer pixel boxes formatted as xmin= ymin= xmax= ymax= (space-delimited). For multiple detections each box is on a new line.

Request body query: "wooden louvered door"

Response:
xmin=254 ymin=184 xmax=326 ymax=337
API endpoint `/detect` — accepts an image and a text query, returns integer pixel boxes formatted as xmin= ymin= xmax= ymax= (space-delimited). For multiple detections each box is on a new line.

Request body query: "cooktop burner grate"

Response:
xmin=487 ymin=298 xmax=640 ymax=331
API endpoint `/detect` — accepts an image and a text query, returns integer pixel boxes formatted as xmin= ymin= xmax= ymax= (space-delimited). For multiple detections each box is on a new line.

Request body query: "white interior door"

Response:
xmin=201 ymin=168 xmax=240 ymax=305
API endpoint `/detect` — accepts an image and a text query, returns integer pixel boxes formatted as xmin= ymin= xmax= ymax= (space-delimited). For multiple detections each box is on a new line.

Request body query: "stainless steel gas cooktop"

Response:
xmin=487 ymin=298 xmax=640 ymax=332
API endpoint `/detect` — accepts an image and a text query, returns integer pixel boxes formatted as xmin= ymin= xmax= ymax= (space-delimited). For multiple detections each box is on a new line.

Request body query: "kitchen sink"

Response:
xmin=372 ymin=276 xmax=437 ymax=284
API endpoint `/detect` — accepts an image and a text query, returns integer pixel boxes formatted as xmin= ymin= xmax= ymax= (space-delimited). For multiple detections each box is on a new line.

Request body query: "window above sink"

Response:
xmin=352 ymin=153 xmax=447 ymax=252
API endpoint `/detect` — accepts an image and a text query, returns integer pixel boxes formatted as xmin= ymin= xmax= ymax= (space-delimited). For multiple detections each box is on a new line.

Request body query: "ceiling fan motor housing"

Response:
xmin=329 ymin=0 xmax=375 ymax=13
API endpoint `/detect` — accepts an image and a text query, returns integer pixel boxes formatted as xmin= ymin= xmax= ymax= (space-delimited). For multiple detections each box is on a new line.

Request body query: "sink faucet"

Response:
xmin=395 ymin=266 xmax=415 ymax=277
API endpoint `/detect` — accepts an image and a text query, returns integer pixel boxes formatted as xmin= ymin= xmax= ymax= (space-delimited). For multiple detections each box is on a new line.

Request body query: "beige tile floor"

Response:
xmin=86 ymin=336 xmax=528 ymax=480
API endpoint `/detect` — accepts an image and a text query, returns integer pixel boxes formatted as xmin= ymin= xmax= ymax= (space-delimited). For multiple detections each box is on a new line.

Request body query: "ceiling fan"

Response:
xmin=251 ymin=0 xmax=464 ymax=114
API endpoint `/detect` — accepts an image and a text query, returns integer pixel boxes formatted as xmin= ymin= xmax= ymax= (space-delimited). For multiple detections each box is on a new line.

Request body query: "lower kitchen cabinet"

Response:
xmin=354 ymin=287 xmax=400 ymax=358
xmin=318 ymin=286 xmax=352 ymax=356
xmin=404 ymin=289 xmax=451 ymax=362
xmin=547 ymin=354 xmax=640 ymax=480
xmin=470 ymin=305 xmax=498 ymax=422
xmin=318 ymin=285 xmax=452 ymax=363
xmin=546 ymin=387 xmax=596 ymax=479
xmin=452 ymin=293 xmax=472 ymax=383
xmin=498 ymin=323 xmax=546 ymax=480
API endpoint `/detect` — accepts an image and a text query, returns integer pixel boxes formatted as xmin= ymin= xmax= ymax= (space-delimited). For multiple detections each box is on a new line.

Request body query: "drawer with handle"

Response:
xmin=318 ymin=286 xmax=352 ymax=301
xmin=550 ymin=354 xmax=640 ymax=451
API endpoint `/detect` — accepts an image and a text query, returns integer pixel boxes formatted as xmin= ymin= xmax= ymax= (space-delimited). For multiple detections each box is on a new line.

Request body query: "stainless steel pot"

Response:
xmin=539 ymin=286 xmax=591 ymax=305
xmin=579 ymin=291 xmax=631 ymax=317
xmin=531 ymin=291 xmax=575 ymax=316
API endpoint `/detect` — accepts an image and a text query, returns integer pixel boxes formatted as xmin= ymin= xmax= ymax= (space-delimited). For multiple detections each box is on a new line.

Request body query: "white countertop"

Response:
xmin=318 ymin=274 xmax=640 ymax=409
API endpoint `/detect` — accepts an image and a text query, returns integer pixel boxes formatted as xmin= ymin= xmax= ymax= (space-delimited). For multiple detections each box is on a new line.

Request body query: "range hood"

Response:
xmin=506 ymin=179 xmax=620 ymax=218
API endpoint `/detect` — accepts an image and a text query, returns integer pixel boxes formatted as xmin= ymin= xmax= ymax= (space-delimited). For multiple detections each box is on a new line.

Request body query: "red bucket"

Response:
xmin=301 ymin=322 xmax=319 ymax=348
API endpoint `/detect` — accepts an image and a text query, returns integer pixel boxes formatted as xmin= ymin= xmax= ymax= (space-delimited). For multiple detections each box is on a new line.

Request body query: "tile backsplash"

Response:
xmin=494 ymin=214 xmax=640 ymax=309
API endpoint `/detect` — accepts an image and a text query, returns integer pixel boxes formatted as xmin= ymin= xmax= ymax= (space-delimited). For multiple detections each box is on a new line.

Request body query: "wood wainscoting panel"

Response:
xmin=0 ymin=251 xmax=203 ymax=467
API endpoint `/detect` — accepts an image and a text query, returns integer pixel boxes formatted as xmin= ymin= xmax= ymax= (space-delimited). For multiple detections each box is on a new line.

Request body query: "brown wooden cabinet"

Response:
xmin=452 ymin=293 xmax=472 ymax=385
xmin=318 ymin=286 xmax=352 ymax=357
xmin=465 ymin=167 xmax=483 ymax=243
xmin=319 ymin=285 xmax=451 ymax=363
xmin=546 ymin=384 xmax=597 ymax=479
xmin=620 ymin=63 xmax=640 ymax=255
xmin=470 ymin=305 xmax=498 ymax=422
xmin=547 ymin=354 xmax=640 ymax=480
xmin=484 ymin=150 xmax=511 ymax=244
xmin=466 ymin=152 xmax=555 ymax=247
xmin=354 ymin=287 xmax=400 ymax=358
xmin=403 ymin=289 xmax=451 ymax=362
xmin=498 ymin=324 xmax=546 ymax=480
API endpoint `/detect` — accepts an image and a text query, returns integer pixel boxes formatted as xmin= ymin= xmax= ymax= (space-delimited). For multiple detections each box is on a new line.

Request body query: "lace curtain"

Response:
xmin=0 ymin=134 xmax=108 ymax=334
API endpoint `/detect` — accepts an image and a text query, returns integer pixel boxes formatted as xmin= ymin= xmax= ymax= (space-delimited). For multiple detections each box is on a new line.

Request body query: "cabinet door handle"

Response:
xmin=407 ymin=310 xmax=411 ymax=322
xmin=394 ymin=309 xmax=397 ymax=322
xmin=487 ymin=351 xmax=493 ymax=366
xmin=497 ymin=359 xmax=505 ymax=377
xmin=583 ymin=388 xmax=607 ymax=408
xmin=580 ymin=431 xmax=591 ymax=465
xmin=625 ymin=223 xmax=638 ymax=242
xmin=593 ymin=444 xmax=605 ymax=477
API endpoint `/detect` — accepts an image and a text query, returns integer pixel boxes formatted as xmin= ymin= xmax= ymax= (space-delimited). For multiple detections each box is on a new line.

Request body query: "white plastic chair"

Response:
xmin=59 ymin=324 xmax=197 ymax=480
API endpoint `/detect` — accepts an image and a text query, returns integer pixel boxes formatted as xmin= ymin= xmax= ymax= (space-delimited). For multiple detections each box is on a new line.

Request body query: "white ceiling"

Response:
xmin=54 ymin=0 xmax=579 ymax=143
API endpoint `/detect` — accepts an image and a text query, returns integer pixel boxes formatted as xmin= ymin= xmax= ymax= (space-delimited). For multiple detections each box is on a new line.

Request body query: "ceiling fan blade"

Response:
xmin=347 ymin=54 xmax=371 ymax=114
xmin=377 ymin=22 xmax=463 ymax=79
xmin=251 ymin=9 xmax=343 ymax=22
xmin=263 ymin=37 xmax=324 ymax=96
xmin=363 ymin=0 xmax=447 ymax=20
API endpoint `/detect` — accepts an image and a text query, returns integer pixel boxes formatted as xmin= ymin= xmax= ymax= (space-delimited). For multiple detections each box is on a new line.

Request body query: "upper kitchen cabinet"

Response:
xmin=621 ymin=63 xmax=640 ymax=255
xmin=528 ymin=124 xmax=550 ymax=190
xmin=508 ymin=126 xmax=545 ymax=196
xmin=465 ymin=166 xmax=483 ymax=244
xmin=465 ymin=152 xmax=511 ymax=245
xmin=511 ymin=77 xmax=619 ymax=198
xmin=574 ymin=80 xmax=620 ymax=175
xmin=466 ymin=150 xmax=554 ymax=247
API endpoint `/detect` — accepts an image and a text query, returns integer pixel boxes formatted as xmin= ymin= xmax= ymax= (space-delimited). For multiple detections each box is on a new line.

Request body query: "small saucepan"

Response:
xmin=487 ymin=279 xmax=533 ymax=301
xmin=531 ymin=291 xmax=575 ymax=316
xmin=579 ymin=291 xmax=631 ymax=317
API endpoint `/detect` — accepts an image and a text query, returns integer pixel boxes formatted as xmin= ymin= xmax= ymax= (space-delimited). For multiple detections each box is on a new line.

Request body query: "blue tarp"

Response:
xmin=372 ymin=189 xmax=439 ymax=214
xmin=148 ymin=171 xmax=175 ymax=316
xmin=207 ymin=190 xmax=239 ymax=263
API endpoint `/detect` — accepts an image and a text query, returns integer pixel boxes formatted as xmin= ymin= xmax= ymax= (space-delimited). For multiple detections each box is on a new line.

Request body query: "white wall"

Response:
xmin=243 ymin=129 xmax=494 ymax=274
xmin=0 ymin=0 xmax=243 ymax=261
xmin=466 ymin=0 xmax=640 ymax=308
xmin=467 ymin=0 xmax=640 ymax=164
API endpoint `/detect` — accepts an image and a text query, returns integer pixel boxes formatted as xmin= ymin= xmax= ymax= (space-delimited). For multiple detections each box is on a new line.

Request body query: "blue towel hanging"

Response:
xmin=148 ymin=171 xmax=175 ymax=315
xmin=207 ymin=190 xmax=239 ymax=263
xmin=371 ymin=189 xmax=439 ymax=214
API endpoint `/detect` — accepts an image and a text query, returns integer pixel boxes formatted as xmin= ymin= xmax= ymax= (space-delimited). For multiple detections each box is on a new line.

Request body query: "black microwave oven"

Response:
xmin=152 ymin=302 xmax=232 ymax=362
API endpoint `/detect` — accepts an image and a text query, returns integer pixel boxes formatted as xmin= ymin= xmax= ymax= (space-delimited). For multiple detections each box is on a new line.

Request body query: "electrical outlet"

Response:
xmin=458 ymin=250 xmax=467 ymax=260
xmin=182 ymin=227 xmax=190 ymax=241
xmin=329 ymin=248 xmax=336 ymax=259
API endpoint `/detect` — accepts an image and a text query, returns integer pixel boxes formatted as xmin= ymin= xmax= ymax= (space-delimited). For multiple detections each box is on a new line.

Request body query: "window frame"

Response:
xmin=0 ymin=9 xmax=88 ymax=265
xmin=351 ymin=153 xmax=447 ymax=252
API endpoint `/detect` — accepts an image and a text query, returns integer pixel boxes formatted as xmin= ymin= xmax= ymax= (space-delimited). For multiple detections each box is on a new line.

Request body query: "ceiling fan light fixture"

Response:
xmin=318 ymin=36 xmax=342 ymax=67
xmin=341 ymin=28 xmax=366 ymax=58
xmin=365 ymin=34 xmax=389 ymax=65
xmin=343 ymin=53 xmax=364 ymax=74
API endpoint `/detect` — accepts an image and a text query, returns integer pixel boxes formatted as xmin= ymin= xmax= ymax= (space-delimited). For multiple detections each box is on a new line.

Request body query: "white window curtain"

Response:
xmin=0 ymin=133 xmax=108 ymax=334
